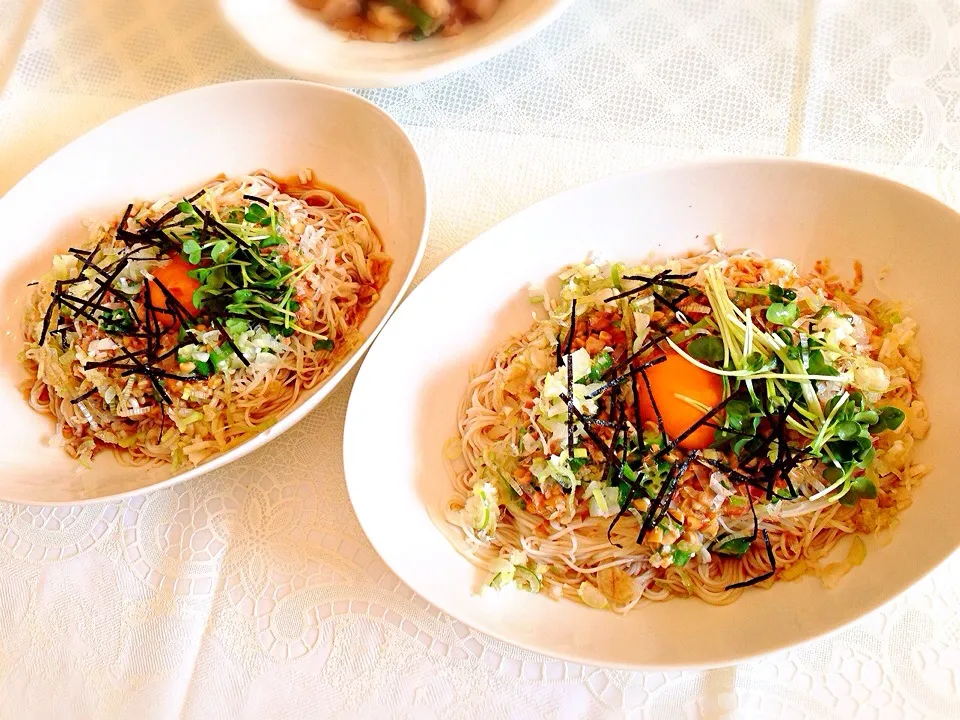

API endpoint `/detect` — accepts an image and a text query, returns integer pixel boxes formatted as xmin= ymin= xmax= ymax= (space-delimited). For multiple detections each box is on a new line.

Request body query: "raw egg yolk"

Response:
xmin=635 ymin=350 xmax=724 ymax=450
xmin=148 ymin=254 xmax=201 ymax=323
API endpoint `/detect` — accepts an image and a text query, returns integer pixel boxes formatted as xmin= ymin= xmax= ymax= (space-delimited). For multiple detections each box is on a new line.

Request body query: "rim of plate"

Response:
xmin=221 ymin=0 xmax=576 ymax=88
xmin=5 ymin=79 xmax=430 ymax=506
xmin=343 ymin=156 xmax=957 ymax=669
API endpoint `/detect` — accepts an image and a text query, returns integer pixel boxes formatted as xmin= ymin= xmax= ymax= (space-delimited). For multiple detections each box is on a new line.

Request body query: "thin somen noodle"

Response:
xmin=445 ymin=248 xmax=927 ymax=610
xmin=21 ymin=171 xmax=391 ymax=468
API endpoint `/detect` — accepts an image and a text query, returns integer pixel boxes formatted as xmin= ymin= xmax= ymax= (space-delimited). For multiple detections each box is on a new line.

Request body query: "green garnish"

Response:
xmin=611 ymin=263 xmax=624 ymax=290
xmin=244 ymin=202 xmax=270 ymax=225
xmin=159 ymin=197 xmax=318 ymax=340
xmin=671 ymin=548 xmax=694 ymax=567
xmin=587 ymin=352 xmax=613 ymax=382
xmin=181 ymin=238 xmax=202 ymax=265
xmin=838 ymin=474 xmax=877 ymax=506
xmin=209 ymin=345 xmax=232 ymax=369
xmin=736 ymin=283 xmax=797 ymax=302
xmin=768 ymin=284 xmax=797 ymax=302
xmin=383 ymin=0 xmax=434 ymax=33
xmin=687 ymin=335 xmax=724 ymax=363
xmin=715 ymin=537 xmax=753 ymax=556
xmin=99 ymin=307 xmax=133 ymax=333
xmin=806 ymin=350 xmax=838 ymax=377
xmin=765 ymin=301 xmax=799 ymax=326
xmin=872 ymin=406 xmax=905 ymax=432
xmin=313 ymin=338 xmax=334 ymax=352
xmin=568 ymin=456 xmax=588 ymax=473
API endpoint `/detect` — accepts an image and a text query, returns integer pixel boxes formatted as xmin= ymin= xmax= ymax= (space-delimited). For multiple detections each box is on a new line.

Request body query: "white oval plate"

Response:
xmin=0 ymin=80 xmax=428 ymax=505
xmin=344 ymin=159 xmax=959 ymax=669
xmin=220 ymin=0 xmax=575 ymax=88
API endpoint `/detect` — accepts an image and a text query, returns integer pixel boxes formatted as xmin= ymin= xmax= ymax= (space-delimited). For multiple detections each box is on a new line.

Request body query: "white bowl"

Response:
xmin=344 ymin=159 xmax=958 ymax=669
xmin=219 ymin=0 xmax=575 ymax=88
xmin=0 ymin=80 xmax=428 ymax=505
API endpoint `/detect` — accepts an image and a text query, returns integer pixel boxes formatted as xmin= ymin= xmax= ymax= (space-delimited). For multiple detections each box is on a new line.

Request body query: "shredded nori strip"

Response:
xmin=637 ymin=454 xmax=693 ymax=543
xmin=150 ymin=276 xmax=196 ymax=326
xmin=585 ymin=354 xmax=666 ymax=399
xmin=637 ymin=365 xmax=666 ymax=442
xmin=599 ymin=394 xmax=625 ymax=489
xmin=566 ymin=351 xmax=575 ymax=454
xmin=556 ymin=299 xmax=577 ymax=368
xmin=561 ymin=299 xmax=578 ymax=454
xmin=211 ymin=316 xmax=250 ymax=367
xmin=561 ymin=394 xmax=627 ymax=474
xmin=37 ymin=294 xmax=57 ymax=347
xmin=725 ymin=529 xmax=776 ymax=590
xmin=69 ymin=388 xmax=99 ymax=405
xmin=600 ymin=328 xmax=671 ymax=381
xmin=622 ymin=270 xmax=698 ymax=282
xmin=197 ymin=210 xmax=251 ymax=248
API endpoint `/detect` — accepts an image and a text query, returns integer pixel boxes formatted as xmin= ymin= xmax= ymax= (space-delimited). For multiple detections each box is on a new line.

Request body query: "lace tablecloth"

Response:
xmin=1 ymin=1 xmax=959 ymax=718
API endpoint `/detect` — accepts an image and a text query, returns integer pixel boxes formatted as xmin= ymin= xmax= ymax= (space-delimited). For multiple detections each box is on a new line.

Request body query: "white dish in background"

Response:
xmin=344 ymin=159 xmax=958 ymax=669
xmin=0 ymin=80 xmax=428 ymax=505
xmin=219 ymin=0 xmax=575 ymax=88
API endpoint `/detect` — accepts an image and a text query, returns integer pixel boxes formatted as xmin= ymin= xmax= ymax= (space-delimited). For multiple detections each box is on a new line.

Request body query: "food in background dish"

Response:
xmin=296 ymin=0 xmax=501 ymax=42
xmin=21 ymin=171 xmax=390 ymax=468
xmin=445 ymin=246 xmax=927 ymax=610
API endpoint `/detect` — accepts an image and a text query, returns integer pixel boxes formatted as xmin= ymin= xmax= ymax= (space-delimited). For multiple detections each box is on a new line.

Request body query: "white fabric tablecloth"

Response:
xmin=1 ymin=1 xmax=959 ymax=718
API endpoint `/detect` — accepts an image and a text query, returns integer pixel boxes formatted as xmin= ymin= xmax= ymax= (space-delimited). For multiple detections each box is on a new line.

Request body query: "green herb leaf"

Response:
xmin=211 ymin=240 xmax=232 ymax=263
xmin=725 ymin=399 xmax=752 ymax=430
xmin=225 ymin=318 xmax=248 ymax=334
xmin=822 ymin=466 xmax=844 ymax=483
xmin=177 ymin=200 xmax=195 ymax=215
xmin=313 ymin=338 xmax=335 ymax=352
xmin=745 ymin=352 xmax=767 ymax=372
xmin=192 ymin=287 xmax=209 ymax=310
xmin=186 ymin=267 xmax=212 ymax=283
xmin=872 ymin=406 xmax=905 ymax=432
xmin=839 ymin=474 xmax=877 ymax=506
xmin=671 ymin=548 xmax=694 ymax=567
xmin=687 ymin=335 xmax=724 ymax=363
xmin=766 ymin=301 xmax=799 ymax=326
xmin=835 ymin=420 xmax=861 ymax=441
xmin=244 ymin=203 xmax=268 ymax=223
xmin=807 ymin=350 xmax=839 ymax=377
xmin=854 ymin=410 xmax=879 ymax=425
xmin=260 ymin=235 xmax=285 ymax=249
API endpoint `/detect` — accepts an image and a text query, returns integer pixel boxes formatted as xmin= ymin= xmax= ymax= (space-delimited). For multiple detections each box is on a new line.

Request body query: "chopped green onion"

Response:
xmin=383 ymin=0 xmax=434 ymax=32
xmin=715 ymin=537 xmax=752 ymax=556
